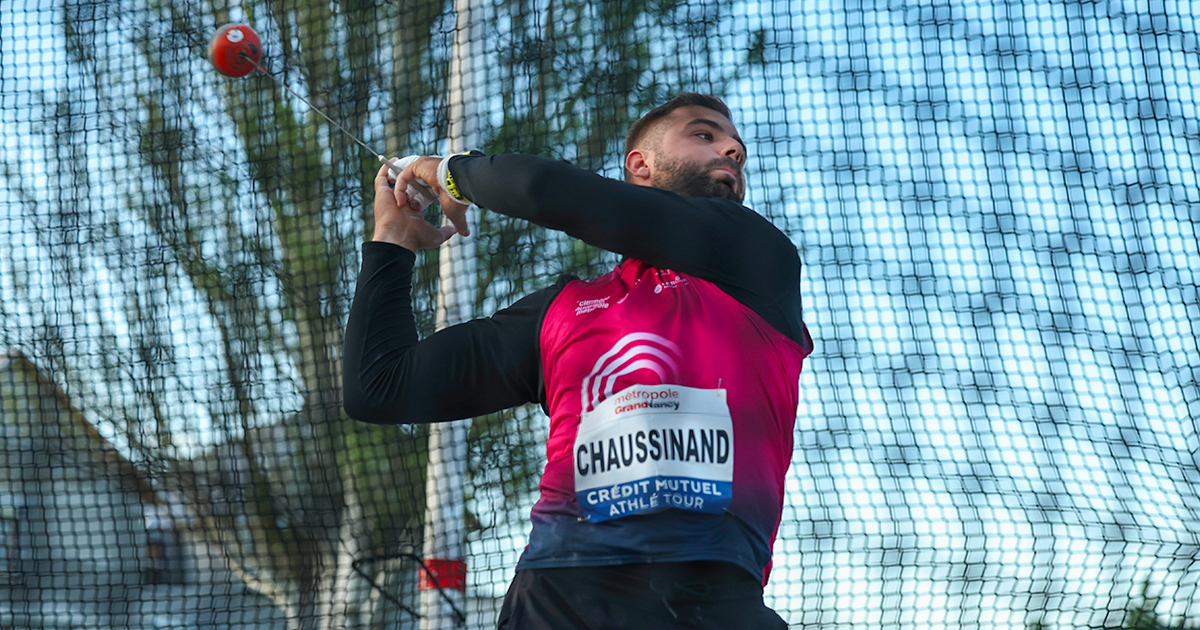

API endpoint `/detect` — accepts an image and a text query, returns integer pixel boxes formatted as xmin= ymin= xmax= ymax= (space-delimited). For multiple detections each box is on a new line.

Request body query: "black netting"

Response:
xmin=2 ymin=0 xmax=1199 ymax=628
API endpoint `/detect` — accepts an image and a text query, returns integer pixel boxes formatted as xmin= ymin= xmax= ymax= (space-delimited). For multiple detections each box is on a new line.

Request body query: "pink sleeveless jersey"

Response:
xmin=522 ymin=258 xmax=811 ymax=582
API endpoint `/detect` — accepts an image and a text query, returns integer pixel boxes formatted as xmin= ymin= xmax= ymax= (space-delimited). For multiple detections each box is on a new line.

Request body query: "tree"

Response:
xmin=0 ymin=0 xmax=743 ymax=627
xmin=1025 ymin=580 xmax=1200 ymax=630
xmin=1118 ymin=581 xmax=1200 ymax=630
xmin=46 ymin=1 xmax=449 ymax=627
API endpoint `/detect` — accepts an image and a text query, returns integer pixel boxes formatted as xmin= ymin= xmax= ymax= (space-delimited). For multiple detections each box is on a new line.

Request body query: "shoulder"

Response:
xmin=686 ymin=198 xmax=801 ymax=283
xmin=497 ymin=274 xmax=577 ymax=317
xmin=691 ymin=198 xmax=797 ymax=251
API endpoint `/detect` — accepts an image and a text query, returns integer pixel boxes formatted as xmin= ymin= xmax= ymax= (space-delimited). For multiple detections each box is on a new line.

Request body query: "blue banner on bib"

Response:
xmin=578 ymin=475 xmax=732 ymax=522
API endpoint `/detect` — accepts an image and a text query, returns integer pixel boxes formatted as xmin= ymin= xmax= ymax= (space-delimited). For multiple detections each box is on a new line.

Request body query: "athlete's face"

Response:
xmin=648 ymin=106 xmax=747 ymax=203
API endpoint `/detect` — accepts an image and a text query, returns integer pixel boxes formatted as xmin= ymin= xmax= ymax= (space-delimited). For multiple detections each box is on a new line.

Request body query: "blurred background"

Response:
xmin=1 ymin=0 xmax=1198 ymax=628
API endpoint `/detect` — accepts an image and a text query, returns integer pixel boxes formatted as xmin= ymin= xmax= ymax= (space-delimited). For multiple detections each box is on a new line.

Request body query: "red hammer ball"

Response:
xmin=209 ymin=23 xmax=262 ymax=78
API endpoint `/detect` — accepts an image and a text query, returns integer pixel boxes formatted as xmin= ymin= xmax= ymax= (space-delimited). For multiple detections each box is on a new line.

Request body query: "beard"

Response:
xmin=650 ymin=155 xmax=745 ymax=203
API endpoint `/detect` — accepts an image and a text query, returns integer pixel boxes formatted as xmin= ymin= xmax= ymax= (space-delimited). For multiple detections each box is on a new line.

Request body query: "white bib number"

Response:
xmin=574 ymin=384 xmax=733 ymax=522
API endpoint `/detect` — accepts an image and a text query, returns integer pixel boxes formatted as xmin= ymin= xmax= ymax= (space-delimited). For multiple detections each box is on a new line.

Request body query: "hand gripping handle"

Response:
xmin=383 ymin=155 xmax=438 ymax=211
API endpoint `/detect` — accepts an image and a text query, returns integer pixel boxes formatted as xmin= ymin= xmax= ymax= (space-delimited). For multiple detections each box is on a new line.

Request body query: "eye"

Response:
xmin=696 ymin=131 xmax=713 ymax=141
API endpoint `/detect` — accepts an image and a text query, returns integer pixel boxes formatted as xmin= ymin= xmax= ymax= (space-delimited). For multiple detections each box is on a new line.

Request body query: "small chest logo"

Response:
xmin=575 ymin=297 xmax=610 ymax=316
xmin=657 ymin=271 xmax=686 ymax=294
xmin=654 ymin=276 xmax=688 ymax=294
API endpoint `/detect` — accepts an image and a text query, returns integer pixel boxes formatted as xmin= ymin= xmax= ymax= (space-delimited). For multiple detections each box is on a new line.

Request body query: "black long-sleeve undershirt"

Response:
xmin=343 ymin=154 xmax=812 ymax=424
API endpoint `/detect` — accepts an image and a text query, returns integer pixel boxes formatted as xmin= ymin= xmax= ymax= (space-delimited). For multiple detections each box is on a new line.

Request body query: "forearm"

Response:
xmin=342 ymin=243 xmax=426 ymax=423
xmin=342 ymin=242 xmax=552 ymax=424
xmin=449 ymin=154 xmax=689 ymax=261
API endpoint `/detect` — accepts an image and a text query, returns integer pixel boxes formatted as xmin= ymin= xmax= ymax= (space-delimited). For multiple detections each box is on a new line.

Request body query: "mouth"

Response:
xmin=712 ymin=168 xmax=742 ymax=192
xmin=712 ymin=167 xmax=738 ymax=182
xmin=711 ymin=167 xmax=742 ymax=194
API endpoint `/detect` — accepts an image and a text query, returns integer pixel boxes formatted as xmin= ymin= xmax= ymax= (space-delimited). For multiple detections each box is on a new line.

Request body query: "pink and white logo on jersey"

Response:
xmin=580 ymin=332 xmax=681 ymax=413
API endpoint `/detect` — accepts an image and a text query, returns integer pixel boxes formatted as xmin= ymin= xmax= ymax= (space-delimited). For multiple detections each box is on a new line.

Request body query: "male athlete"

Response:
xmin=343 ymin=93 xmax=814 ymax=628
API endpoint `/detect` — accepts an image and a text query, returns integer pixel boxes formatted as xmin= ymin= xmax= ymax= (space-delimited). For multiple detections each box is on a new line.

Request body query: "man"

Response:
xmin=343 ymin=93 xmax=814 ymax=628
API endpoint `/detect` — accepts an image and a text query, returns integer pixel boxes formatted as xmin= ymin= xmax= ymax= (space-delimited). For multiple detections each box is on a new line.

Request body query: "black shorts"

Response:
xmin=496 ymin=561 xmax=788 ymax=629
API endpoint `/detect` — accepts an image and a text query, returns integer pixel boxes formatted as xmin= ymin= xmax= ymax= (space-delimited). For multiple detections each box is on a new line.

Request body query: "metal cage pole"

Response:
xmin=420 ymin=0 xmax=481 ymax=626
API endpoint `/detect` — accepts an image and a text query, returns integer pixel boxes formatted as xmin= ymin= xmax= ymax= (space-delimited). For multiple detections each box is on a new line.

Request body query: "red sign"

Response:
xmin=419 ymin=558 xmax=467 ymax=592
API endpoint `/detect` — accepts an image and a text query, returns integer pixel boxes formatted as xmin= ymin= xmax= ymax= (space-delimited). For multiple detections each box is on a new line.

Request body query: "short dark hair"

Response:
xmin=623 ymin=93 xmax=733 ymax=180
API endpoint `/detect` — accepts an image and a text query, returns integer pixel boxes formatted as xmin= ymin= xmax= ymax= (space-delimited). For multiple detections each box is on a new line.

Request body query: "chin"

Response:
xmin=654 ymin=171 xmax=744 ymax=202
xmin=714 ymin=183 xmax=743 ymax=203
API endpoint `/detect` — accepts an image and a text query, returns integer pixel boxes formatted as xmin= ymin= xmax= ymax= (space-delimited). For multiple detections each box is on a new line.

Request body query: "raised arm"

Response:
xmin=342 ymin=164 xmax=562 ymax=424
xmin=392 ymin=153 xmax=811 ymax=350
xmin=448 ymin=154 xmax=811 ymax=348
xmin=342 ymin=242 xmax=560 ymax=423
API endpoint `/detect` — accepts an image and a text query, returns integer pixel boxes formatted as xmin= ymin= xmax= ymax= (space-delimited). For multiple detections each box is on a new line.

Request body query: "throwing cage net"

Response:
xmin=1 ymin=0 xmax=1198 ymax=628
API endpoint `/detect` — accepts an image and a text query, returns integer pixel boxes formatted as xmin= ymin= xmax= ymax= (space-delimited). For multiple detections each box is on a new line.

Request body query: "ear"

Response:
xmin=624 ymin=149 xmax=653 ymax=184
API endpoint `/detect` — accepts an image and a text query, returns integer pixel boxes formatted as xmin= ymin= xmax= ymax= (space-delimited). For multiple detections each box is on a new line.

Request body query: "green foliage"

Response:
xmin=1117 ymin=581 xmax=1200 ymax=630
xmin=473 ymin=0 xmax=746 ymax=305
xmin=747 ymin=28 xmax=768 ymax=67
xmin=344 ymin=421 xmax=430 ymax=548
xmin=52 ymin=0 xmax=452 ymax=608
xmin=1027 ymin=580 xmax=1200 ymax=630
xmin=467 ymin=406 xmax=544 ymax=520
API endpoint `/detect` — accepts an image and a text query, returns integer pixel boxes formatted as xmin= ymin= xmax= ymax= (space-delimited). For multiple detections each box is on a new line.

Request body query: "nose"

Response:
xmin=722 ymin=139 xmax=744 ymax=165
